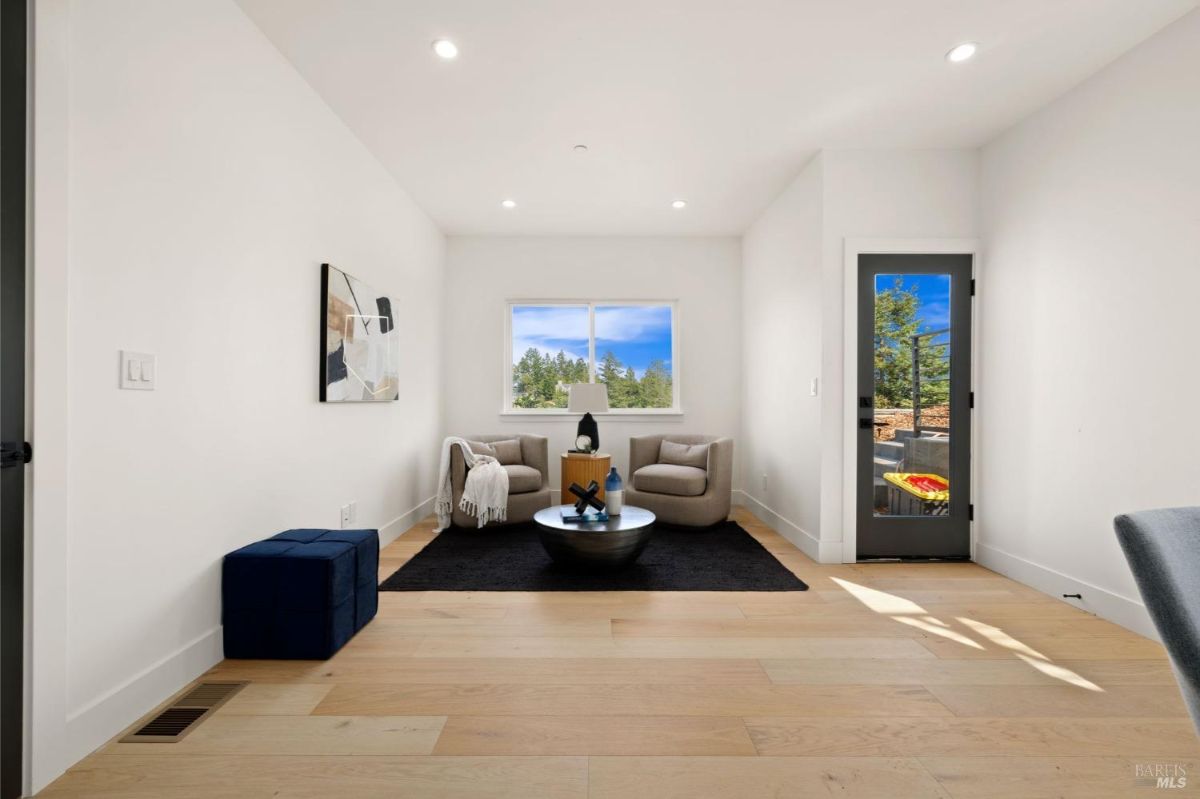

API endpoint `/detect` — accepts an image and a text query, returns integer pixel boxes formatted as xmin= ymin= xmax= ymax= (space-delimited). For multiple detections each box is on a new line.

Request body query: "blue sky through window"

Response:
xmin=876 ymin=273 xmax=951 ymax=345
xmin=595 ymin=305 xmax=672 ymax=377
xmin=511 ymin=305 xmax=589 ymax=363
xmin=511 ymin=304 xmax=673 ymax=379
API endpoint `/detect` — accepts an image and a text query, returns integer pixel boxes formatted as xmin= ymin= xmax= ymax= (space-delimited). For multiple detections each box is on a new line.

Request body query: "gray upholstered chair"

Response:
xmin=450 ymin=434 xmax=551 ymax=528
xmin=1114 ymin=507 xmax=1200 ymax=734
xmin=624 ymin=434 xmax=733 ymax=527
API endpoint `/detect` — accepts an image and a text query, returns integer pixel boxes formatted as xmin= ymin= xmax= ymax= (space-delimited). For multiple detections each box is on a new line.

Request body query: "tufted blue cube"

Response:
xmin=222 ymin=528 xmax=379 ymax=659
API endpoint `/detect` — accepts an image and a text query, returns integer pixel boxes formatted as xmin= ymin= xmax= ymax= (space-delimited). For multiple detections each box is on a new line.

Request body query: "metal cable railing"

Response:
xmin=911 ymin=328 xmax=950 ymax=436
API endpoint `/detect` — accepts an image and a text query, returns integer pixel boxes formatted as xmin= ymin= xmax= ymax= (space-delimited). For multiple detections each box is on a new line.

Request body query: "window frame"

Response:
xmin=503 ymin=299 xmax=682 ymax=416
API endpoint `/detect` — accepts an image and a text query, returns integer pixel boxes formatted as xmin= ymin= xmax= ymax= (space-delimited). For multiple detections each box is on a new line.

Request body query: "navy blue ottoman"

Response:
xmin=222 ymin=528 xmax=378 ymax=659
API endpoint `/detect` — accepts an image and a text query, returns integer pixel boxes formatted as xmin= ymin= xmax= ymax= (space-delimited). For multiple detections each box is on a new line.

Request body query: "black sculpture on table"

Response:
xmin=568 ymin=480 xmax=605 ymax=515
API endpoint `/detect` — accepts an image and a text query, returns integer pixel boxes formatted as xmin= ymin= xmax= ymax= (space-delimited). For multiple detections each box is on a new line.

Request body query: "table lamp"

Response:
xmin=568 ymin=383 xmax=609 ymax=452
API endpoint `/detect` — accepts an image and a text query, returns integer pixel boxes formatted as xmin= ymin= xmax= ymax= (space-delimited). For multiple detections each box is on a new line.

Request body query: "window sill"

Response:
xmin=500 ymin=409 xmax=685 ymax=422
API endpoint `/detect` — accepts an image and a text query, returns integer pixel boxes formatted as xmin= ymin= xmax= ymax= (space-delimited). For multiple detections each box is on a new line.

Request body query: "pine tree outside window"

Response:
xmin=506 ymin=302 xmax=679 ymax=412
xmin=873 ymin=276 xmax=951 ymax=410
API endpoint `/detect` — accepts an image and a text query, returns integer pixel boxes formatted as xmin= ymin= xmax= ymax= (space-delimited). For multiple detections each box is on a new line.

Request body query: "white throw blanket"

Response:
xmin=434 ymin=436 xmax=509 ymax=531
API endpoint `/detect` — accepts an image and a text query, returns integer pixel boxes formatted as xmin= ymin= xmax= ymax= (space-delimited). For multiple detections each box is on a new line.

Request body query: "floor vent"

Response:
xmin=121 ymin=681 xmax=247 ymax=743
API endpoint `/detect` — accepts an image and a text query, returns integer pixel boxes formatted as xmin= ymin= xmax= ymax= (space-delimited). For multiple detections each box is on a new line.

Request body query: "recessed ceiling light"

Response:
xmin=573 ymin=144 xmax=589 ymax=153
xmin=432 ymin=39 xmax=459 ymax=60
xmin=946 ymin=42 xmax=977 ymax=63
xmin=501 ymin=199 xmax=517 ymax=209
xmin=671 ymin=199 xmax=687 ymax=209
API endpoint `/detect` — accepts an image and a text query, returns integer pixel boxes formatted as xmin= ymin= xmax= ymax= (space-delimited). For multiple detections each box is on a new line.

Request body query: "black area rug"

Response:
xmin=379 ymin=520 xmax=808 ymax=592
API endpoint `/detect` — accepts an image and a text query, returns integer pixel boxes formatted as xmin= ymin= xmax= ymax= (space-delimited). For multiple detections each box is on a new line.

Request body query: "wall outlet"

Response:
xmin=340 ymin=504 xmax=352 ymax=528
xmin=761 ymin=473 xmax=768 ymax=493
xmin=348 ymin=501 xmax=357 ymax=524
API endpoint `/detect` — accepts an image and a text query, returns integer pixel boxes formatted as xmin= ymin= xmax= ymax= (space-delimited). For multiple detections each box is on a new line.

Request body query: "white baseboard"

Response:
xmin=62 ymin=499 xmax=435 ymax=770
xmin=975 ymin=542 xmax=1158 ymax=641
xmin=64 ymin=625 xmax=223 ymax=767
xmin=733 ymin=489 xmax=840 ymax=563
xmin=380 ymin=495 xmax=436 ymax=546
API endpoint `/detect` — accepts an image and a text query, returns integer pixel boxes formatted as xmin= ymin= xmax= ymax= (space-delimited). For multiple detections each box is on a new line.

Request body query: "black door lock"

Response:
xmin=0 ymin=441 xmax=31 ymax=469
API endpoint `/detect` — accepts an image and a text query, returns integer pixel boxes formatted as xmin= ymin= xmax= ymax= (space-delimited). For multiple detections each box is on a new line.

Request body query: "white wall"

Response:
xmin=977 ymin=9 xmax=1200 ymax=638
xmin=30 ymin=0 xmax=444 ymax=787
xmin=739 ymin=149 xmax=978 ymax=560
xmin=740 ymin=155 xmax=825 ymax=556
xmin=443 ymin=236 xmax=742 ymax=491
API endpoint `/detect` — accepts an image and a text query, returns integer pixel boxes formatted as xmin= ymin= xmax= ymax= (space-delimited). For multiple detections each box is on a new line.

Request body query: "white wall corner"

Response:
xmin=975 ymin=542 xmax=1158 ymax=641
xmin=380 ymin=495 xmax=436 ymax=547
xmin=734 ymin=489 xmax=840 ymax=563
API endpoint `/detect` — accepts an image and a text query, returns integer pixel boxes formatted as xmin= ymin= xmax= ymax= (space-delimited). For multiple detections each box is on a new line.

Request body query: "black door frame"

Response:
xmin=1 ymin=0 xmax=27 ymax=795
xmin=856 ymin=253 xmax=972 ymax=560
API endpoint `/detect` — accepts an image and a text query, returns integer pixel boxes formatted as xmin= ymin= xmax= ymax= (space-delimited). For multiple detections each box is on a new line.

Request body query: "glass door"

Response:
xmin=856 ymin=254 xmax=972 ymax=559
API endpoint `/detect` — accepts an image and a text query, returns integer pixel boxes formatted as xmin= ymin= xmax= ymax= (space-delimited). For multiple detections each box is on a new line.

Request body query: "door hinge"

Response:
xmin=0 ymin=441 xmax=32 ymax=469
xmin=968 ymin=503 xmax=974 ymax=521
xmin=970 ymin=278 xmax=976 ymax=296
xmin=969 ymin=391 xmax=975 ymax=408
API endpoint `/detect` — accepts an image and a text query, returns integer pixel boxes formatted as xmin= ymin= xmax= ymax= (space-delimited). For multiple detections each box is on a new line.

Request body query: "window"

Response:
xmin=507 ymin=302 xmax=678 ymax=412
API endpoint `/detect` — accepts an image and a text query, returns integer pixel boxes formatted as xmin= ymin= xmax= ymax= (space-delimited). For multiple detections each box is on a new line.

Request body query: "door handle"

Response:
xmin=858 ymin=419 xmax=874 ymax=430
xmin=0 ymin=441 xmax=31 ymax=469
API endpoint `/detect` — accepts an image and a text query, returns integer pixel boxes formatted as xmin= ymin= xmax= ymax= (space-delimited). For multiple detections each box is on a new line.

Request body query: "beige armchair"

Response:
xmin=450 ymin=434 xmax=552 ymax=528
xmin=625 ymin=434 xmax=734 ymax=527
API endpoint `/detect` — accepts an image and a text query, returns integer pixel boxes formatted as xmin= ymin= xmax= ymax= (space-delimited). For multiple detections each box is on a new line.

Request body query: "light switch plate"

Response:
xmin=120 ymin=351 xmax=156 ymax=390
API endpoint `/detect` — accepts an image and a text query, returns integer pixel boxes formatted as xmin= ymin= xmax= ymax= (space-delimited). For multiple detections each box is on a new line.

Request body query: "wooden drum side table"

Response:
xmin=560 ymin=452 xmax=611 ymax=502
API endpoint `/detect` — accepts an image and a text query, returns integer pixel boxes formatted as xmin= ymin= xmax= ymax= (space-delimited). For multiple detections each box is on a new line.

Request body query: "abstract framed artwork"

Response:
xmin=320 ymin=263 xmax=400 ymax=402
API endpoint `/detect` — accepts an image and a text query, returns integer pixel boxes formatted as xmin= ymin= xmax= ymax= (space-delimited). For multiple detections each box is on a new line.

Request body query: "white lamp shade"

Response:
xmin=568 ymin=383 xmax=609 ymax=414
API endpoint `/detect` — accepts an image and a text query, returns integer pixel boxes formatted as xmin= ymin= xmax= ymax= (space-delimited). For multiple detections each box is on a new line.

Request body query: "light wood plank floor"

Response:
xmin=38 ymin=508 xmax=1197 ymax=798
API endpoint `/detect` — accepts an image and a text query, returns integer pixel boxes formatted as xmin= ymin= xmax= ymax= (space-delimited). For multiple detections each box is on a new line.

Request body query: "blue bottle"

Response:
xmin=605 ymin=467 xmax=624 ymax=515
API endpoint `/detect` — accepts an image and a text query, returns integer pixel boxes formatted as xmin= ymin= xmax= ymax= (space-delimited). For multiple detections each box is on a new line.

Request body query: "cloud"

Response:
xmin=594 ymin=305 xmax=671 ymax=342
xmin=511 ymin=306 xmax=589 ymax=338
xmin=511 ymin=306 xmax=589 ymax=362
xmin=919 ymin=299 xmax=950 ymax=329
xmin=512 ymin=338 xmax=586 ymax=362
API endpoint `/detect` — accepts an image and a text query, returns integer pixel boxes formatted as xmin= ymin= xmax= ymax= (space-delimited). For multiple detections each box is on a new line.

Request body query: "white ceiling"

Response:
xmin=235 ymin=0 xmax=1195 ymax=235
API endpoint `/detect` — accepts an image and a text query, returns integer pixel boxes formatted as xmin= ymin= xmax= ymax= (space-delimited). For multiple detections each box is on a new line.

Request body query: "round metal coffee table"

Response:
xmin=533 ymin=505 xmax=656 ymax=570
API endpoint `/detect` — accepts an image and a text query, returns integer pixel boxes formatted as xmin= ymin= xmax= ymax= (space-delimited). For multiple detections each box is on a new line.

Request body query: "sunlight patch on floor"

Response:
xmin=1014 ymin=652 xmax=1105 ymax=692
xmin=828 ymin=577 xmax=926 ymax=614
xmin=830 ymin=577 xmax=1105 ymax=692
xmin=956 ymin=617 xmax=1049 ymax=661
xmin=893 ymin=615 xmax=984 ymax=649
